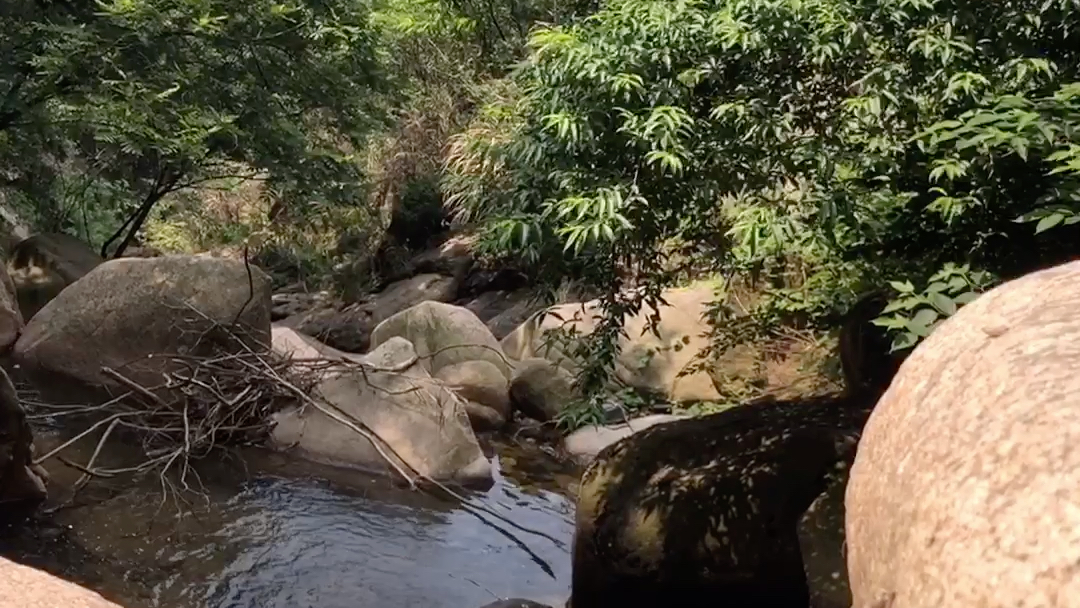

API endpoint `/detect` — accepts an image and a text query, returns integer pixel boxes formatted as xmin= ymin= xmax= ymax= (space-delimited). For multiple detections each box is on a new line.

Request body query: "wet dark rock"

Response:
xmin=460 ymin=289 xmax=544 ymax=340
xmin=570 ymin=393 xmax=874 ymax=608
xmin=6 ymin=232 xmax=103 ymax=321
xmin=477 ymin=600 xmax=552 ymax=608
xmin=279 ymin=274 xmax=459 ymax=354
xmin=460 ymin=268 xmax=529 ymax=299
xmin=271 ymin=291 xmax=333 ymax=321
xmin=838 ymin=291 xmax=907 ymax=398
xmin=0 ymin=366 xmax=47 ymax=508
xmin=278 ymin=303 xmax=373 ymax=353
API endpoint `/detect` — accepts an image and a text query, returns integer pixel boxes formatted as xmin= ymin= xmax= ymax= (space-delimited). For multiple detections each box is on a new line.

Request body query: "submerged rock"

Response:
xmin=0 ymin=557 xmax=124 ymax=607
xmin=270 ymin=336 xmax=493 ymax=488
xmin=570 ymin=394 xmax=872 ymax=608
xmin=12 ymin=255 xmax=271 ymax=404
xmin=846 ymin=260 xmax=1080 ymax=608
xmin=6 ymin=232 xmax=103 ymax=321
xmin=477 ymin=600 xmax=553 ymax=608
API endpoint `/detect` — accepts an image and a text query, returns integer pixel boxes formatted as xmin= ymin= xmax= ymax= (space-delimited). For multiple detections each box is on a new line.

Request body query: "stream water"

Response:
xmin=1 ymin=371 xmax=854 ymax=608
xmin=1 ymin=425 xmax=578 ymax=608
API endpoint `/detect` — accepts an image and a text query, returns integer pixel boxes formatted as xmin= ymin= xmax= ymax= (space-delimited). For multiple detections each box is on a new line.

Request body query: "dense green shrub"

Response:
xmin=443 ymin=0 xmax=1080 ymax=392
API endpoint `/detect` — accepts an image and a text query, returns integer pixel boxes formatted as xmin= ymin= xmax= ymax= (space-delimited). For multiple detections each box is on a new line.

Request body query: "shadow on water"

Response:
xmin=1 ymin=419 xmax=577 ymax=608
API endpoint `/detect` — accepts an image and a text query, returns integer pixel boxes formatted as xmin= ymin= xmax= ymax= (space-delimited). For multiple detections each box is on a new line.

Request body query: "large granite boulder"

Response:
xmin=571 ymin=394 xmax=872 ymax=608
xmin=270 ymin=336 xmax=493 ymax=488
xmin=12 ymin=255 xmax=271 ymax=404
xmin=501 ymin=284 xmax=722 ymax=402
xmin=846 ymin=260 xmax=1080 ymax=608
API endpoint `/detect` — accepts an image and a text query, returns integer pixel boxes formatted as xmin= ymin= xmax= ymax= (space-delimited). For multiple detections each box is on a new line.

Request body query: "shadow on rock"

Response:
xmin=570 ymin=393 xmax=876 ymax=608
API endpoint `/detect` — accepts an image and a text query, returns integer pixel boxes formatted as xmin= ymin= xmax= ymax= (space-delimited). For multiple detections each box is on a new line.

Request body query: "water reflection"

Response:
xmin=2 ymin=440 xmax=575 ymax=608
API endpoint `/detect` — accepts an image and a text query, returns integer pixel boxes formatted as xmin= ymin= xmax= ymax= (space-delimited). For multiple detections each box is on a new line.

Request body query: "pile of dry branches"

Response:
xmin=26 ymin=321 xmax=321 ymax=502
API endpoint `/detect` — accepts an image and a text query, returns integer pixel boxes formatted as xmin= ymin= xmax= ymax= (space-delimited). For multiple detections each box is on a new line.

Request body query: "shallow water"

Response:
xmin=1 ymin=430 xmax=576 ymax=608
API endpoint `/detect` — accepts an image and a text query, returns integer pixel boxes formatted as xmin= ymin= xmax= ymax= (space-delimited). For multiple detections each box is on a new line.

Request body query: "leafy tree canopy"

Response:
xmin=1 ymin=0 xmax=387 ymax=256
xmin=445 ymin=0 xmax=1080 ymax=392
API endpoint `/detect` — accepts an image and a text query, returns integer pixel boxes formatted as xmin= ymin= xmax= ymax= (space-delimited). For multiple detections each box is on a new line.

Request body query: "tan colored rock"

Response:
xmin=0 ymin=366 xmax=46 ymax=506
xmin=500 ymin=284 xmax=722 ymax=402
xmin=370 ymin=301 xmax=511 ymax=379
xmin=501 ymin=301 xmax=602 ymax=369
xmin=0 ymin=558 xmax=124 ymax=608
xmin=270 ymin=337 xmax=492 ymax=487
xmin=270 ymin=325 xmax=366 ymax=384
xmin=12 ymin=255 xmax=271 ymax=404
xmin=433 ymin=360 xmax=510 ymax=431
xmin=6 ymin=232 xmax=103 ymax=321
xmin=509 ymin=358 xmax=576 ymax=422
xmin=845 ymin=260 xmax=1080 ymax=608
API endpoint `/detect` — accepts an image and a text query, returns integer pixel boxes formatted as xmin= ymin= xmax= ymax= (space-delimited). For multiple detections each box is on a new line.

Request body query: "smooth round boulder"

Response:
xmin=434 ymin=360 xmax=511 ymax=431
xmin=270 ymin=337 xmax=493 ymax=488
xmin=571 ymin=394 xmax=871 ymax=608
xmin=846 ymin=260 xmax=1080 ymax=608
xmin=370 ymin=301 xmax=511 ymax=378
xmin=12 ymin=255 xmax=271 ymax=404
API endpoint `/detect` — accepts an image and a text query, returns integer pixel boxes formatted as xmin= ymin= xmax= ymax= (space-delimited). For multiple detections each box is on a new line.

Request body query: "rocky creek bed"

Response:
xmin=1 ymin=423 xmax=578 ymax=608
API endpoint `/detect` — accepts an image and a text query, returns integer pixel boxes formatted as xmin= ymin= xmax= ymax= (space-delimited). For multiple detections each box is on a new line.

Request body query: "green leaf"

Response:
xmin=953 ymin=292 xmax=981 ymax=304
xmin=1035 ymin=213 xmax=1065 ymax=234
xmin=929 ymin=292 xmax=957 ymax=316
xmin=889 ymin=280 xmax=916 ymax=294
xmin=890 ymin=332 xmax=920 ymax=353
